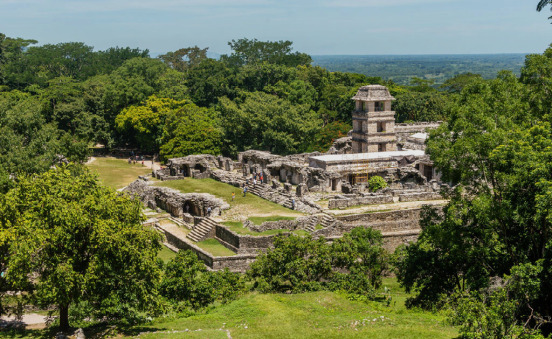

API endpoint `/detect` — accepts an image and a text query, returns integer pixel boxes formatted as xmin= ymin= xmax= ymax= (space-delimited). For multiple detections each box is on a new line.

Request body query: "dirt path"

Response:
xmin=326 ymin=199 xmax=448 ymax=216
xmin=0 ymin=313 xmax=48 ymax=329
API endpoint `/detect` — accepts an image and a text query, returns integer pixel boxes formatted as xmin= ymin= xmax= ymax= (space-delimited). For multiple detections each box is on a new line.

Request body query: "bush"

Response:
xmin=247 ymin=235 xmax=333 ymax=293
xmin=160 ymin=250 xmax=244 ymax=310
xmin=248 ymin=229 xmax=388 ymax=297
xmin=330 ymin=227 xmax=388 ymax=297
xmin=368 ymin=176 xmax=388 ymax=192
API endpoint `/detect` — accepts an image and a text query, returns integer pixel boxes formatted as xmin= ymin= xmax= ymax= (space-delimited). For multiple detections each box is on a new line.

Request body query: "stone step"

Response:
xmin=186 ymin=217 xmax=219 ymax=242
xmin=305 ymin=218 xmax=317 ymax=232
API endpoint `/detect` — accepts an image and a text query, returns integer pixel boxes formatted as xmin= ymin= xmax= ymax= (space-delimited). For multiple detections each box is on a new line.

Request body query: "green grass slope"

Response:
xmin=136 ymin=289 xmax=456 ymax=339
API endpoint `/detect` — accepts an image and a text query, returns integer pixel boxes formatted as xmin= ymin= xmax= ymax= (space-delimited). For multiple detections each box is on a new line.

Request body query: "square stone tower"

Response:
xmin=351 ymin=85 xmax=397 ymax=153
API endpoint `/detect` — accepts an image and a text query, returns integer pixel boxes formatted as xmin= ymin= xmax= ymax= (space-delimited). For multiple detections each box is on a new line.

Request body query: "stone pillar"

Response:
xmin=243 ymin=164 xmax=250 ymax=177
xmin=296 ymin=183 xmax=307 ymax=197
xmin=284 ymin=183 xmax=292 ymax=193
xmin=279 ymin=168 xmax=287 ymax=182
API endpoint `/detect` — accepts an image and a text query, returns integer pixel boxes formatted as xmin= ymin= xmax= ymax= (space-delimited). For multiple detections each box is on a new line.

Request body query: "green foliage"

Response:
xmin=248 ymin=229 xmax=388 ymax=297
xmin=331 ymin=227 xmax=388 ymax=298
xmin=309 ymin=121 xmax=351 ymax=152
xmin=537 ymin=0 xmax=552 ymax=19
xmin=449 ymin=263 xmax=546 ymax=339
xmin=160 ymin=250 xmax=244 ymax=309
xmin=159 ymin=103 xmax=222 ymax=159
xmin=158 ymin=46 xmax=208 ymax=73
xmin=368 ymin=176 xmax=388 ymax=192
xmin=219 ymin=91 xmax=322 ymax=155
xmin=0 ymin=164 xmax=162 ymax=328
xmin=520 ymin=44 xmax=552 ymax=120
xmin=221 ymin=38 xmax=312 ymax=67
xmin=393 ymin=91 xmax=449 ymax=122
xmin=248 ymin=235 xmax=333 ymax=293
xmin=395 ymin=46 xmax=552 ymax=336
xmin=440 ymin=73 xmax=483 ymax=93
xmin=0 ymin=90 xmax=90 ymax=192
xmin=115 ymin=95 xmax=221 ymax=157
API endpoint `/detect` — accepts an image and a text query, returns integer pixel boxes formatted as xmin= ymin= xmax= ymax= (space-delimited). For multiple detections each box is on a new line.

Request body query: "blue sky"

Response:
xmin=0 ymin=0 xmax=550 ymax=55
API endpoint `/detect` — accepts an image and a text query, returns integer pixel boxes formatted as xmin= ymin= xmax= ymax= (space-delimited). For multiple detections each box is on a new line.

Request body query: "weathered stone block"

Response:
xmin=296 ymin=183 xmax=307 ymax=197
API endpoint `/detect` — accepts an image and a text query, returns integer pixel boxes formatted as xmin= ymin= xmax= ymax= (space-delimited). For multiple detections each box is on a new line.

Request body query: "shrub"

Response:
xmin=368 ymin=176 xmax=388 ymax=192
xmin=247 ymin=235 xmax=333 ymax=293
xmin=160 ymin=250 xmax=244 ymax=310
xmin=248 ymin=229 xmax=388 ymax=297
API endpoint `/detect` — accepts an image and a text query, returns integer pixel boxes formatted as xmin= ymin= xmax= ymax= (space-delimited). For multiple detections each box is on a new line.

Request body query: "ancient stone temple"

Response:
xmin=351 ymin=85 xmax=397 ymax=153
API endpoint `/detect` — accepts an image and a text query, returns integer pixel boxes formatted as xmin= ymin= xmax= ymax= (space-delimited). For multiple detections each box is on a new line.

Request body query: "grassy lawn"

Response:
xmin=5 ymin=278 xmax=457 ymax=338
xmin=158 ymin=245 xmax=178 ymax=263
xmin=156 ymin=179 xmax=304 ymax=220
xmin=87 ymin=157 xmax=152 ymax=189
xmin=129 ymin=278 xmax=457 ymax=339
xmin=248 ymin=216 xmax=296 ymax=225
xmin=195 ymin=239 xmax=236 ymax=257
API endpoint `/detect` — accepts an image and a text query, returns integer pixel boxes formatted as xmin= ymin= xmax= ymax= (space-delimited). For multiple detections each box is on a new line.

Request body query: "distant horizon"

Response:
xmin=147 ymin=51 xmax=532 ymax=58
xmin=2 ymin=0 xmax=550 ymax=56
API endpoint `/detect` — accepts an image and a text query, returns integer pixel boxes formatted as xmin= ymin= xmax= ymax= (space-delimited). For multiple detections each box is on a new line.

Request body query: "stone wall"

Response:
xmin=125 ymin=180 xmax=230 ymax=217
xmin=381 ymin=230 xmax=420 ymax=251
xmin=336 ymin=208 xmax=423 ymax=233
xmin=398 ymin=192 xmax=442 ymax=202
xmin=328 ymin=194 xmax=393 ymax=209
xmin=215 ymin=225 xmax=281 ymax=254
xmin=245 ymin=216 xmax=317 ymax=232
xmin=159 ymin=223 xmax=259 ymax=272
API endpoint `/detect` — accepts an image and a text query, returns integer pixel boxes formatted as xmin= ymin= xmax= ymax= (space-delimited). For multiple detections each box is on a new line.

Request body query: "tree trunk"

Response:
xmin=59 ymin=304 xmax=69 ymax=330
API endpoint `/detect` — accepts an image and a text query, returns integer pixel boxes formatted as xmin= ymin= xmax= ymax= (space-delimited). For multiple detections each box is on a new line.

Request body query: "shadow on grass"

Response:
xmin=0 ymin=323 xmax=169 ymax=339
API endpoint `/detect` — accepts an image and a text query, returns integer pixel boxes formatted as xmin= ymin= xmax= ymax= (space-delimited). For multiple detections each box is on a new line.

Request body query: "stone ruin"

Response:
xmin=126 ymin=180 xmax=229 ymax=220
xmin=136 ymin=85 xmax=449 ymax=271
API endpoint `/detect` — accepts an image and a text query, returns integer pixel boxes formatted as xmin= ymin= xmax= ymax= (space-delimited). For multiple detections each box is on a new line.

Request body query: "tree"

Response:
xmin=331 ymin=227 xmax=388 ymax=297
xmin=159 ymin=104 xmax=222 ymax=159
xmin=537 ymin=0 xmax=552 ymax=19
xmin=219 ymin=91 xmax=322 ymax=156
xmin=0 ymin=35 xmax=38 ymax=89
xmin=0 ymin=165 xmax=162 ymax=329
xmin=160 ymin=250 xmax=244 ymax=309
xmin=115 ymin=95 xmax=184 ymax=152
xmin=393 ymin=91 xmax=449 ymax=122
xmin=115 ymin=95 xmax=221 ymax=156
xmin=0 ymin=91 xmax=89 ymax=192
xmin=158 ymin=46 xmax=208 ymax=74
xmin=440 ymin=73 xmax=482 ymax=93
xmin=309 ymin=120 xmax=351 ymax=153
xmin=247 ymin=235 xmax=333 ymax=293
xmin=520 ymin=44 xmax=552 ymax=120
xmin=221 ymin=38 xmax=312 ymax=67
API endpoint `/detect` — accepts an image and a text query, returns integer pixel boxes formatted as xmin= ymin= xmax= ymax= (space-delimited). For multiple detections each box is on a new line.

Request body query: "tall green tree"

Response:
xmin=221 ymin=38 xmax=312 ymax=67
xmin=158 ymin=46 xmax=208 ymax=73
xmin=0 ymin=165 xmax=162 ymax=329
xmin=219 ymin=91 xmax=321 ymax=155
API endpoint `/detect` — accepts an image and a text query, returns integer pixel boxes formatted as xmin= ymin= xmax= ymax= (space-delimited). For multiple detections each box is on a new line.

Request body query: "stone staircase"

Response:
xmin=212 ymin=170 xmax=322 ymax=214
xmin=305 ymin=217 xmax=318 ymax=232
xmin=187 ymin=217 xmax=218 ymax=242
xmin=319 ymin=214 xmax=335 ymax=228
xmin=283 ymin=198 xmax=294 ymax=209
